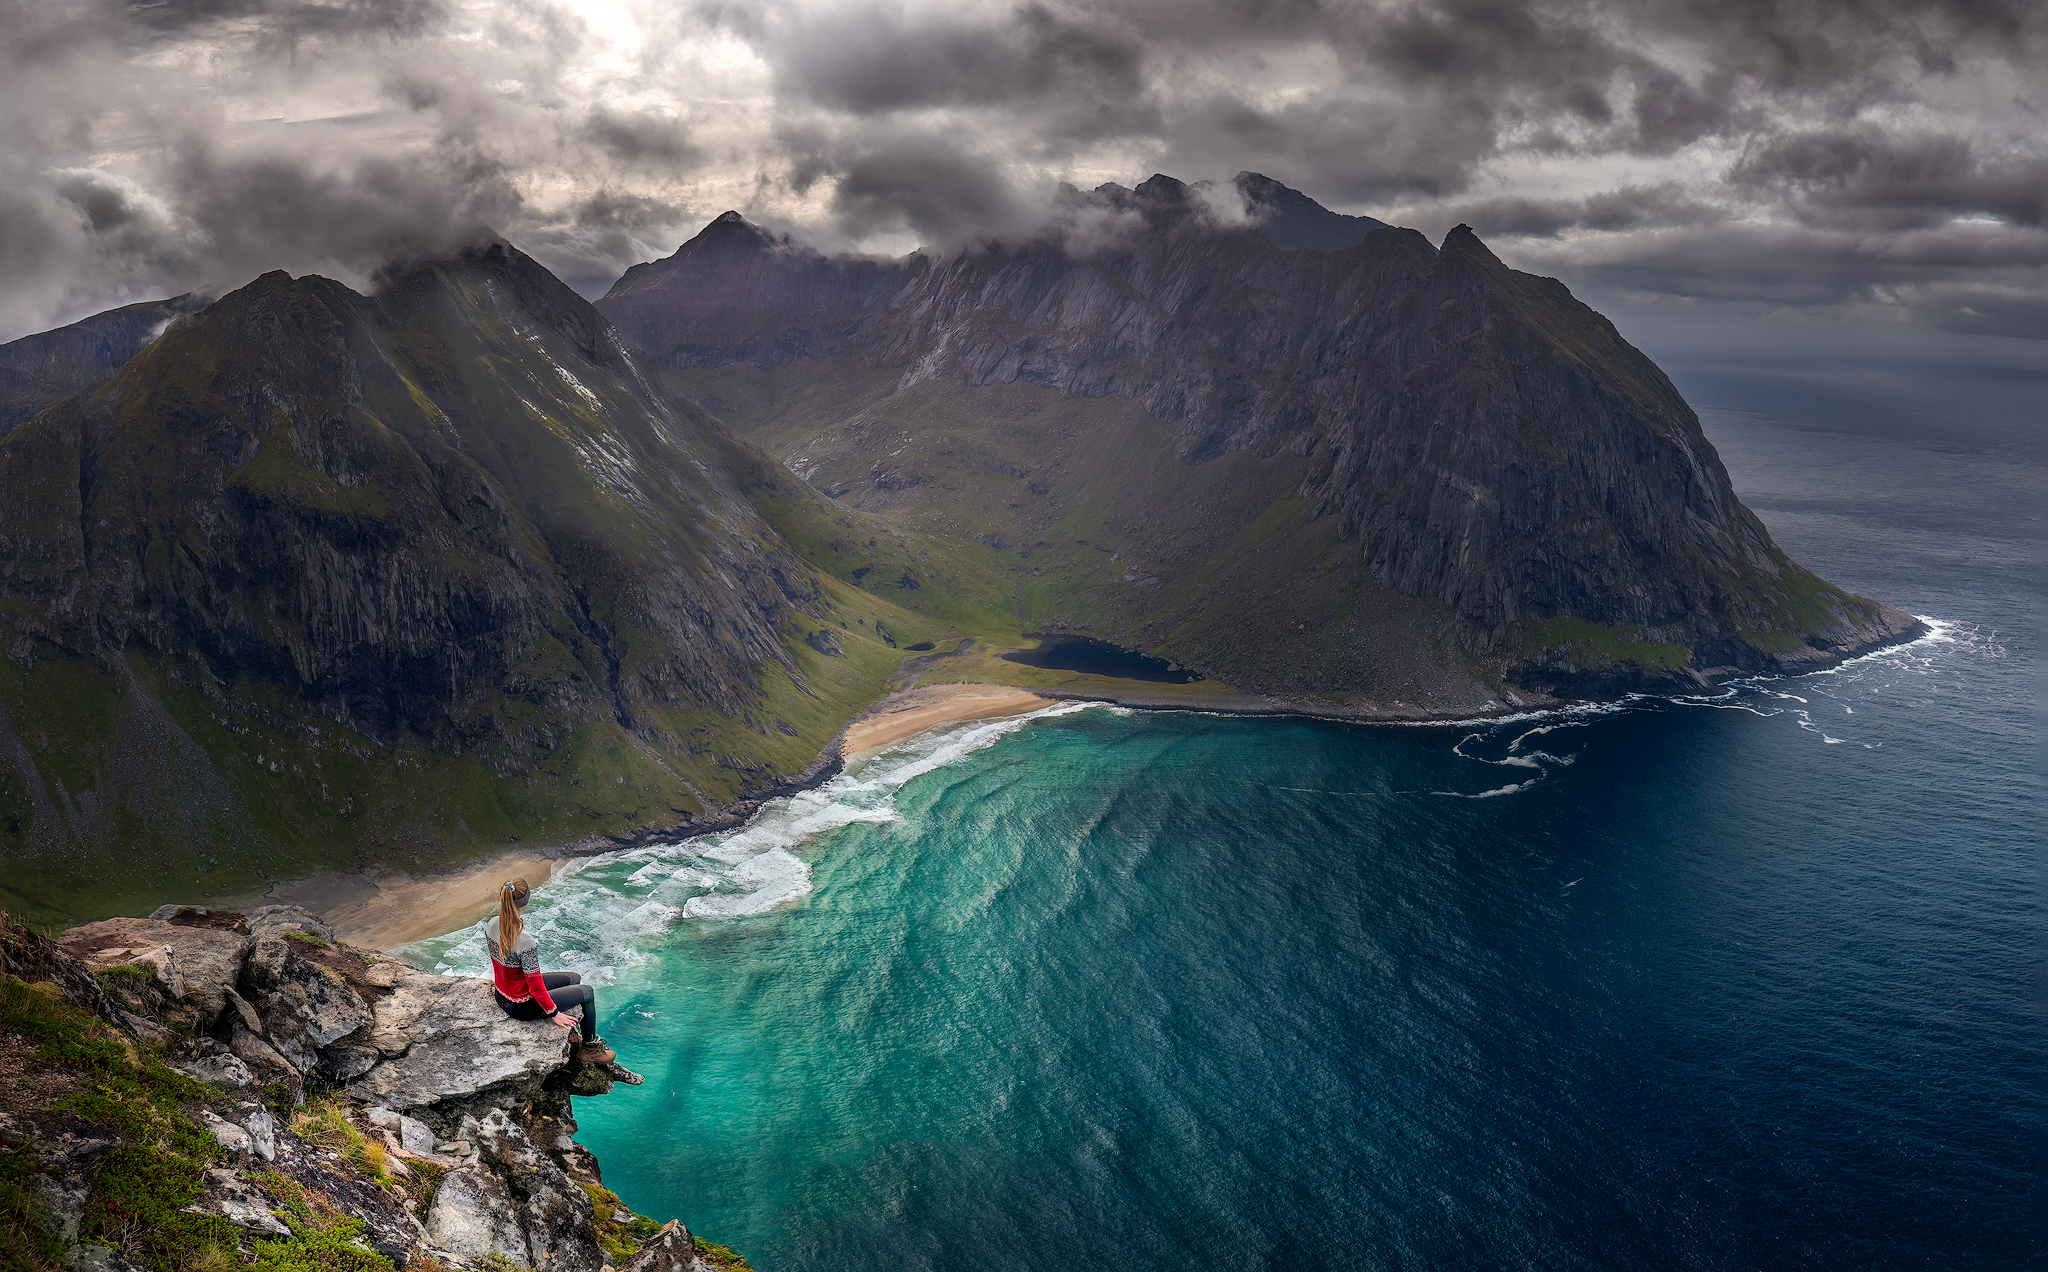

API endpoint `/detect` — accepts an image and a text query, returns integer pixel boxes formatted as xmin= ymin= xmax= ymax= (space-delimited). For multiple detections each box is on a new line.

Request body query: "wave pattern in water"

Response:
xmin=402 ymin=703 xmax=1100 ymax=980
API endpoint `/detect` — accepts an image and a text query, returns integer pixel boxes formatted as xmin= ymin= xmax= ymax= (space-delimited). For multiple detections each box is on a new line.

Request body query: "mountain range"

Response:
xmin=0 ymin=174 xmax=1921 ymax=920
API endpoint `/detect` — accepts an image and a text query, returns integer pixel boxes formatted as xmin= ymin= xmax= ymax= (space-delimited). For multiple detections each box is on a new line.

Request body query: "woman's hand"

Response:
xmin=549 ymin=1012 xmax=577 ymax=1031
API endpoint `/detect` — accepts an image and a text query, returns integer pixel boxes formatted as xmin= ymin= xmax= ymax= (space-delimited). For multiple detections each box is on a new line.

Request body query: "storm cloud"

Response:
xmin=0 ymin=0 xmax=2042 ymax=340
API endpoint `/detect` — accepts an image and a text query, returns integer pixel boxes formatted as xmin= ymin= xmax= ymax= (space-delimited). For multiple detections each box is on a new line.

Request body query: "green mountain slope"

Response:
xmin=0 ymin=244 xmax=1011 ymax=924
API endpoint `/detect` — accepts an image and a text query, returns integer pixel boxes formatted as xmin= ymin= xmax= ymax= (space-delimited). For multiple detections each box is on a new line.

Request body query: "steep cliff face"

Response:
xmin=5 ymin=245 xmax=801 ymax=744
xmin=0 ymin=244 xmax=983 ymax=921
xmin=599 ymin=175 xmax=1921 ymax=702
xmin=0 ymin=295 xmax=207 ymax=436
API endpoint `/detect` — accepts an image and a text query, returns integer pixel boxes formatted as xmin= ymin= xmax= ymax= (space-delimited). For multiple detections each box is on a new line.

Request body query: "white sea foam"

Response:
xmin=1435 ymin=720 xmax=1585 ymax=797
xmin=399 ymin=701 xmax=1102 ymax=981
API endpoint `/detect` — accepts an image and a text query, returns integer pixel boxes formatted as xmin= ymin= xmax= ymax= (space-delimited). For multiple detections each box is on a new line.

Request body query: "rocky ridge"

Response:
xmin=600 ymin=174 xmax=1923 ymax=705
xmin=0 ymin=904 xmax=749 ymax=1272
xmin=0 ymin=296 xmax=206 ymax=437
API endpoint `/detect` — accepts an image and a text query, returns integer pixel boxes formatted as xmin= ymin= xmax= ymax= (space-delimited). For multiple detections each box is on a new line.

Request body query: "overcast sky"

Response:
xmin=2 ymin=0 xmax=2042 ymax=348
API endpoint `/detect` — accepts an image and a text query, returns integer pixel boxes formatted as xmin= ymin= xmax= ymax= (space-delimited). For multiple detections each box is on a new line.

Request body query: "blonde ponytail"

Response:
xmin=496 ymin=878 xmax=529 ymax=958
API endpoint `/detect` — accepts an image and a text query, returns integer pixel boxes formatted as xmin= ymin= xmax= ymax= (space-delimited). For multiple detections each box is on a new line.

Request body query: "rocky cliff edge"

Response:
xmin=0 ymin=906 xmax=750 ymax=1272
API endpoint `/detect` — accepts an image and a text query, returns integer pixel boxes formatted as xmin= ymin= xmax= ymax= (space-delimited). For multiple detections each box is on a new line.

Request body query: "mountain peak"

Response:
xmin=1135 ymin=174 xmax=1190 ymax=201
xmin=1438 ymin=223 xmax=1505 ymax=268
xmin=1234 ymin=172 xmax=1389 ymax=253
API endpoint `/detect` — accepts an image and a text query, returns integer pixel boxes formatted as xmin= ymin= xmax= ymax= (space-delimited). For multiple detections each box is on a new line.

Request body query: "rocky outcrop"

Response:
xmin=620 ymin=1221 xmax=721 ymax=1272
xmin=0 ymin=906 xmax=743 ymax=1272
xmin=352 ymin=970 xmax=573 ymax=1110
xmin=60 ymin=911 xmax=252 ymax=1034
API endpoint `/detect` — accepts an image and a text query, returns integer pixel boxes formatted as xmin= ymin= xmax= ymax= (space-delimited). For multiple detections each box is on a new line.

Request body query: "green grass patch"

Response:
xmin=1519 ymin=617 xmax=1690 ymax=673
xmin=1741 ymin=629 xmax=1805 ymax=653
xmin=290 ymin=1097 xmax=391 ymax=1187
xmin=250 ymin=1172 xmax=395 ymax=1272
xmin=84 ymin=1146 xmax=239 ymax=1272
xmin=573 ymin=1180 xmax=665 ymax=1262
xmin=0 ymin=1146 xmax=69 ymax=1272
xmin=0 ymin=974 xmax=240 ymax=1272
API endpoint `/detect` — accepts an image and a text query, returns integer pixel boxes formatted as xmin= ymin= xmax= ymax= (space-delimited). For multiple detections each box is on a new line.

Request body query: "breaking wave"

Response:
xmin=399 ymin=702 xmax=1101 ymax=984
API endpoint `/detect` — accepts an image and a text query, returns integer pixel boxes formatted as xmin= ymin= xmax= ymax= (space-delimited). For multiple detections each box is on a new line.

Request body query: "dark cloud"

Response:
xmin=0 ymin=0 xmax=2042 ymax=339
xmin=1512 ymin=221 xmax=2048 ymax=339
xmin=770 ymin=3 xmax=1146 ymax=119
xmin=1403 ymin=184 xmax=1730 ymax=238
xmin=583 ymin=109 xmax=701 ymax=171
xmin=1730 ymin=128 xmax=2048 ymax=230
xmin=825 ymin=142 xmax=1031 ymax=244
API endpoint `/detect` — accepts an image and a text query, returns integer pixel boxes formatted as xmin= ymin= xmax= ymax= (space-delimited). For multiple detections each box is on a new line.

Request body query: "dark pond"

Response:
xmin=999 ymin=635 xmax=1199 ymax=683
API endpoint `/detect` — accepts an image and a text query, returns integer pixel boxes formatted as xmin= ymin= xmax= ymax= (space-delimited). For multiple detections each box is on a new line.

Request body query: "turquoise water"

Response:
xmin=406 ymin=360 xmax=2040 ymax=1269
xmin=407 ymin=641 xmax=2031 ymax=1268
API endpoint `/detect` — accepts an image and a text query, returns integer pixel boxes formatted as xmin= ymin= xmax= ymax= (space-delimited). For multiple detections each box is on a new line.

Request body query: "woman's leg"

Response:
xmin=546 ymin=982 xmax=598 ymax=1041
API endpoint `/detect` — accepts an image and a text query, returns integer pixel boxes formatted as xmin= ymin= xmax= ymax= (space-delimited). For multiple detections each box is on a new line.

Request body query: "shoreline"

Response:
xmin=267 ymin=617 xmax=1936 ymax=952
xmin=261 ymin=850 xmax=569 ymax=952
xmin=840 ymin=683 xmax=1050 ymax=761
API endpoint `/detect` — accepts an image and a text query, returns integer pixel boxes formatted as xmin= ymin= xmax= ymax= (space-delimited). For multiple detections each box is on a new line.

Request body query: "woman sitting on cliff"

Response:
xmin=488 ymin=878 xmax=615 ymax=1065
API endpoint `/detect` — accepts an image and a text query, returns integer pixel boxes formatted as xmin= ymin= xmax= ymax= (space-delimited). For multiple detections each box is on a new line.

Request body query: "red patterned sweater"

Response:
xmin=486 ymin=930 xmax=558 ymax=1012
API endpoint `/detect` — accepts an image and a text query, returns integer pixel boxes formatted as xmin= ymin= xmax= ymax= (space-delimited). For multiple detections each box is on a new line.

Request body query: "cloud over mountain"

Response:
xmin=0 ymin=0 xmax=2042 ymax=340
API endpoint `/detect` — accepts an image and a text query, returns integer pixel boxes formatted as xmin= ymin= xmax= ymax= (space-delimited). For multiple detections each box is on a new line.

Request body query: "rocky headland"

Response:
xmin=0 ymin=903 xmax=748 ymax=1272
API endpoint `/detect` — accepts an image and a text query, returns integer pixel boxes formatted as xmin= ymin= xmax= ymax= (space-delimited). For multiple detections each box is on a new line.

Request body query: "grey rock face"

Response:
xmin=199 ymin=1109 xmax=252 ymax=1155
xmin=226 ymin=1020 xmax=300 ymax=1091
xmin=241 ymin=1107 xmax=278 ymax=1162
xmin=59 ymin=917 xmax=251 ymax=1031
xmin=473 ymin=1109 xmax=605 ymax=1272
xmin=424 ymin=1166 xmax=531 ymax=1264
xmin=240 ymin=936 xmax=374 ymax=1073
xmin=398 ymin=1115 xmax=439 ymax=1158
xmin=243 ymin=906 xmax=336 ymax=944
xmin=177 ymin=1054 xmax=254 ymax=1091
xmin=29 ymin=1170 xmax=88 ymax=1242
xmin=354 ymin=971 xmax=570 ymax=1111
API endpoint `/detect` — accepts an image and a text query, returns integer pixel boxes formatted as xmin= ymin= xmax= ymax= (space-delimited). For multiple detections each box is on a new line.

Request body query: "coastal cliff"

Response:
xmin=0 ymin=904 xmax=747 ymax=1272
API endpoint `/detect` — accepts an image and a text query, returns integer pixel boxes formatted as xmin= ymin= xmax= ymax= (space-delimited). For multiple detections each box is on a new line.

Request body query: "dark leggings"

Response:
xmin=496 ymin=971 xmax=597 ymax=1041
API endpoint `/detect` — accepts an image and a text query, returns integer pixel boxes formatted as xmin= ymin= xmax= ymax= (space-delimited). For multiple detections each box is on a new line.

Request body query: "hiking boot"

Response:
xmin=574 ymin=1037 xmax=615 ymax=1064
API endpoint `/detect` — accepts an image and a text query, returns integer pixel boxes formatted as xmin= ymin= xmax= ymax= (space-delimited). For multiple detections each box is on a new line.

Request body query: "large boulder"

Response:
xmin=241 ymin=905 xmax=335 ymax=944
xmin=59 ymin=917 xmax=251 ymax=1032
xmin=472 ymin=1108 xmax=605 ymax=1272
xmin=423 ymin=1166 xmax=532 ymax=1264
xmin=353 ymin=971 xmax=571 ymax=1112
xmin=239 ymin=936 xmax=374 ymax=1074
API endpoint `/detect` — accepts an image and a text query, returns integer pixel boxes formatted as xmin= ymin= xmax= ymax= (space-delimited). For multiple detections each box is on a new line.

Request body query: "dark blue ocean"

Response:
xmin=414 ymin=347 xmax=2042 ymax=1269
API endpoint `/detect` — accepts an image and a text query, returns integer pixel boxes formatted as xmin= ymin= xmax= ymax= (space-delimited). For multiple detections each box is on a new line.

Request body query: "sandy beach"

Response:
xmin=841 ymin=683 xmax=1049 ymax=762
xmin=256 ymin=685 xmax=1046 ymax=951
xmin=261 ymin=850 xmax=566 ymax=952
